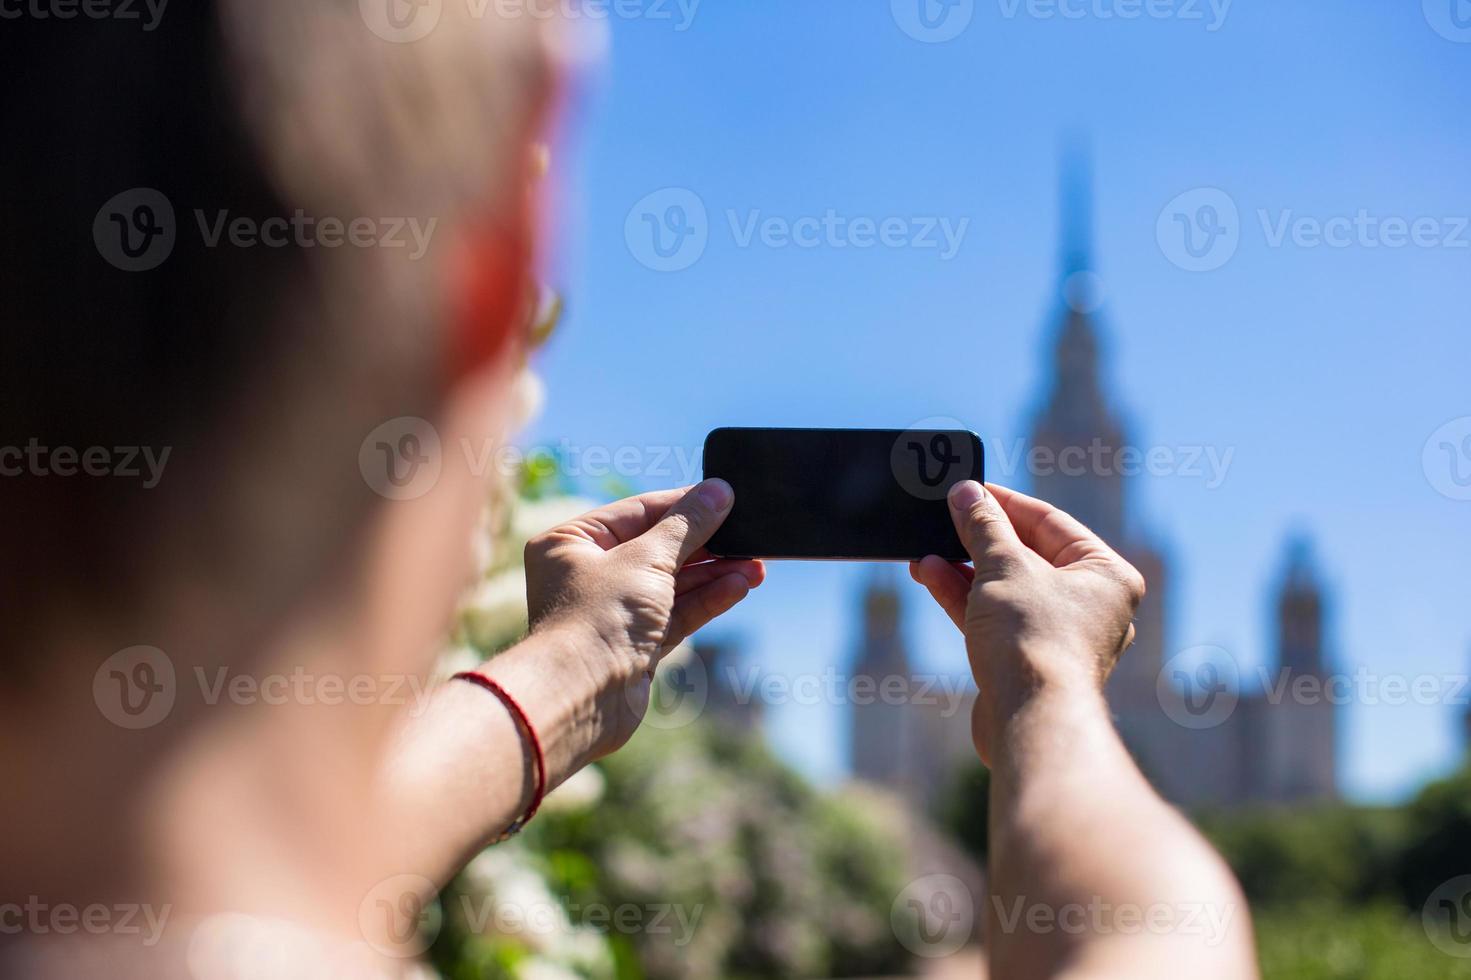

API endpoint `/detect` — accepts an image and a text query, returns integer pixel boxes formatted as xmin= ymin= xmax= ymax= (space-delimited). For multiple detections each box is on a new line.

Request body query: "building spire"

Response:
xmin=1029 ymin=141 xmax=1126 ymax=543
xmin=1277 ymin=533 xmax=1327 ymax=677
xmin=1060 ymin=136 xmax=1093 ymax=277
xmin=1046 ymin=139 xmax=1105 ymax=420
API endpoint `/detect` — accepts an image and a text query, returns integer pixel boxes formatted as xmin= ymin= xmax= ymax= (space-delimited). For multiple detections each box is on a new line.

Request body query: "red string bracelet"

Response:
xmin=452 ymin=671 xmax=547 ymax=842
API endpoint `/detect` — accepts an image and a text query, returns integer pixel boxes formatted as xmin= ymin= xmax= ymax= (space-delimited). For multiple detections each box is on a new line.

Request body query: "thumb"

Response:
xmin=640 ymin=479 xmax=735 ymax=567
xmin=948 ymin=480 xmax=1022 ymax=567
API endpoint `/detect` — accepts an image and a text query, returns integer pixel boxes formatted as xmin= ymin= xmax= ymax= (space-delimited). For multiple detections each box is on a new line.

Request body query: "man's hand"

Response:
xmin=909 ymin=480 xmax=1144 ymax=763
xmin=910 ymin=481 xmax=1256 ymax=979
xmin=523 ymin=480 xmax=765 ymax=756
xmin=381 ymin=482 xmax=763 ymax=879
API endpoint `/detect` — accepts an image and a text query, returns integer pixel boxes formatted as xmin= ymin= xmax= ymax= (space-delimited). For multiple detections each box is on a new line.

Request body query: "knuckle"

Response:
xmin=1112 ymin=560 xmax=1146 ymax=606
xmin=524 ymin=534 xmax=552 ymax=562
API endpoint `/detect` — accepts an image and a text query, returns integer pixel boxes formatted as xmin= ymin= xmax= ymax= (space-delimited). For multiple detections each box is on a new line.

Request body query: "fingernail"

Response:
xmin=697 ymin=478 xmax=733 ymax=510
xmin=948 ymin=480 xmax=983 ymax=510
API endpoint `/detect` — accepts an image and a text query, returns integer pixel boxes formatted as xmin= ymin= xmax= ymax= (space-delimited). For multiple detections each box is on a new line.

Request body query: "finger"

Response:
xmin=676 ymin=558 xmax=765 ymax=596
xmin=984 ymin=483 xmax=1116 ymax=568
xmin=544 ymin=486 xmax=696 ymax=551
xmin=946 ymin=480 xmax=1024 ymax=568
xmin=664 ymin=573 xmax=751 ymax=650
xmin=909 ymin=556 xmax=969 ymax=630
xmin=631 ymin=479 xmax=735 ymax=569
xmin=1104 ymin=623 xmax=1138 ymax=680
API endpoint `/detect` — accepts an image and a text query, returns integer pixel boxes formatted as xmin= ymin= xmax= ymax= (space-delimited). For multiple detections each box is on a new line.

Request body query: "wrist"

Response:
xmin=986 ymin=679 xmax=1115 ymax=765
xmin=482 ymin=628 xmax=609 ymax=784
xmin=527 ymin=615 xmax=626 ymax=689
xmin=978 ymin=651 xmax=1112 ymax=747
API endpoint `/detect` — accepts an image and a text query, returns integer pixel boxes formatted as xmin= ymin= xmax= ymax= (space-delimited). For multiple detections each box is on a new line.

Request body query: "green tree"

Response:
xmin=1397 ymin=764 xmax=1471 ymax=911
xmin=937 ymin=760 xmax=990 ymax=864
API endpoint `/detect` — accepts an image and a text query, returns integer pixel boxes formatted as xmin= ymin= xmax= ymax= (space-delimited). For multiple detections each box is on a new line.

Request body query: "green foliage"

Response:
xmin=1197 ymin=805 xmax=1408 ymax=907
xmin=1195 ymin=766 xmax=1471 ymax=979
xmin=1396 ymin=763 xmax=1471 ymax=910
xmin=1253 ymin=903 xmax=1471 ymax=980
xmin=517 ymin=447 xmax=576 ymax=502
xmin=941 ymin=755 xmax=1471 ymax=978
xmin=516 ymin=720 xmax=913 ymax=979
xmin=936 ymin=760 xmax=990 ymax=864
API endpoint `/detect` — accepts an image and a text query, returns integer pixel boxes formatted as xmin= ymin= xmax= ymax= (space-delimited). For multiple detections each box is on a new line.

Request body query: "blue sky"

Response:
xmin=526 ymin=0 xmax=1471 ymax=803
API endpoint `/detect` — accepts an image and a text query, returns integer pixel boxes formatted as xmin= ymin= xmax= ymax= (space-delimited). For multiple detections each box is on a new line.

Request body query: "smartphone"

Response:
xmin=702 ymin=426 xmax=984 ymax=561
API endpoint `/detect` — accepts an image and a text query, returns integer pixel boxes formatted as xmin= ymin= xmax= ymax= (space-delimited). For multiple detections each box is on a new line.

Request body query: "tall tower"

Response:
xmin=1027 ymin=151 xmax=1174 ymax=791
xmin=1250 ymin=536 xmax=1338 ymax=802
xmin=1029 ymin=151 xmax=1126 ymax=544
xmin=848 ymin=570 xmax=979 ymax=812
xmin=1278 ymin=538 xmax=1327 ymax=677
xmin=850 ymin=572 xmax=919 ymax=802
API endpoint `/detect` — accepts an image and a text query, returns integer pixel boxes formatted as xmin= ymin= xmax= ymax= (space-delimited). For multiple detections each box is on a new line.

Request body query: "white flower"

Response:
xmin=541 ymin=765 xmax=605 ymax=813
xmin=461 ymin=848 xmax=516 ymax=897
xmin=509 ymin=370 xmax=546 ymax=431
xmin=516 ymin=958 xmax=580 ymax=980
xmin=510 ymin=496 xmax=597 ymax=548
xmin=432 ymin=646 xmax=483 ymax=685
xmin=461 ymin=567 xmax=529 ymax=651
xmin=462 ymin=850 xmax=573 ymax=950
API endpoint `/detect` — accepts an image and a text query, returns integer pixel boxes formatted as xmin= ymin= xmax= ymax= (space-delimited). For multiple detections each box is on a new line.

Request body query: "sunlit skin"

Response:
xmin=382 ymin=480 xmax=767 ymax=893
xmin=910 ymin=481 xmax=1258 ymax=980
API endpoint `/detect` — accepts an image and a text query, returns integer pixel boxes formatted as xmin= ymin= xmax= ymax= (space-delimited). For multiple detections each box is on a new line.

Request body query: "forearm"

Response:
xmin=985 ymin=685 xmax=1257 ymax=980
xmin=376 ymin=481 xmax=752 ymax=889
xmin=378 ymin=627 xmax=609 ymax=885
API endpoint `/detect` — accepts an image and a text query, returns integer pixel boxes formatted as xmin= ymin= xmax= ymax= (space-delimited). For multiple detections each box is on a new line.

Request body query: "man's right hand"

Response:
xmin=909 ymin=481 xmax=1145 ymax=763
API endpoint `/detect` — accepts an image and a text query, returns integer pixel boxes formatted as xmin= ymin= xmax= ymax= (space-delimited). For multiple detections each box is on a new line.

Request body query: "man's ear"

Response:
xmin=444 ymin=194 xmax=534 ymax=386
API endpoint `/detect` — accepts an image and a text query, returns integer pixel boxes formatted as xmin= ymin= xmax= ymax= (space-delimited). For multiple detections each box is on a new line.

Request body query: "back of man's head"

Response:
xmin=0 ymin=0 xmax=554 ymax=673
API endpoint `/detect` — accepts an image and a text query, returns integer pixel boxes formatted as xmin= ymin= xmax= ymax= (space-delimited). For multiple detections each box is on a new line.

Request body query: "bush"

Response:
xmin=1396 ymin=764 xmax=1471 ymax=912
xmin=1254 ymin=903 xmax=1471 ymax=980
xmin=936 ymin=760 xmax=989 ymax=864
xmin=431 ymin=720 xmax=914 ymax=979
xmin=1196 ymin=805 xmax=1407 ymax=907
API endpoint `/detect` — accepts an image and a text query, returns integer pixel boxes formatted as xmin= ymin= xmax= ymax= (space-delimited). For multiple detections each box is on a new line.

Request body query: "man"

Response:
xmin=0 ymin=1 xmax=1255 ymax=976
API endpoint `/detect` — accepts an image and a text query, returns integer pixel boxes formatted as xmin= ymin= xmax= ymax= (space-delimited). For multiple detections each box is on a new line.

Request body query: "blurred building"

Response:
xmin=850 ymin=571 xmax=976 ymax=812
xmin=694 ymin=636 xmax=765 ymax=736
xmin=849 ymin=159 xmax=1339 ymax=813
xmin=1212 ymin=540 xmax=1339 ymax=804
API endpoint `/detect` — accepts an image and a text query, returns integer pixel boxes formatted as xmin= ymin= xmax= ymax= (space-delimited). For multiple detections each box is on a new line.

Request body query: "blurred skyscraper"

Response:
xmin=849 ymin=158 xmax=1339 ymax=812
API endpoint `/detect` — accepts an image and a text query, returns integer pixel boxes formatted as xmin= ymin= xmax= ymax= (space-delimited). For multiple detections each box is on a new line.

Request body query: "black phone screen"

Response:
xmin=702 ymin=427 xmax=984 ymax=561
